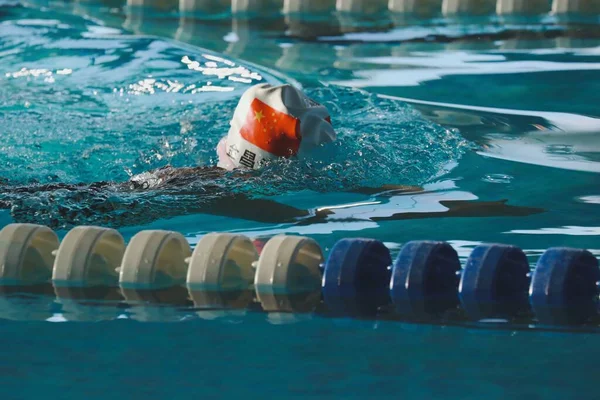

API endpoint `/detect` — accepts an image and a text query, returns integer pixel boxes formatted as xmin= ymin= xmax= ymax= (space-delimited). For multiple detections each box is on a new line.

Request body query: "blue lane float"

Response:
xmin=530 ymin=248 xmax=600 ymax=325
xmin=391 ymin=241 xmax=460 ymax=317
xmin=322 ymin=238 xmax=392 ymax=315
xmin=459 ymin=244 xmax=530 ymax=320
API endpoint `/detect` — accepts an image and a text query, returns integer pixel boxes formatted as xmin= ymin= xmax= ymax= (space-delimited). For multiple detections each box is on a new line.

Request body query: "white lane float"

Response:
xmin=496 ymin=0 xmax=549 ymax=15
xmin=282 ymin=0 xmax=338 ymax=38
xmin=231 ymin=0 xmax=282 ymax=14
xmin=53 ymin=226 xmax=125 ymax=287
xmin=552 ymin=0 xmax=600 ymax=15
xmin=0 ymin=223 xmax=326 ymax=297
xmin=123 ymin=0 xmax=179 ymax=34
xmin=188 ymin=234 xmax=323 ymax=320
xmin=478 ymin=130 xmax=600 ymax=174
xmin=0 ymin=223 xmax=59 ymax=285
xmin=187 ymin=233 xmax=257 ymax=290
xmin=255 ymin=235 xmax=323 ymax=294
xmin=179 ymin=0 xmax=230 ymax=14
xmin=119 ymin=230 xmax=192 ymax=288
xmin=0 ymin=224 xmax=193 ymax=289
xmin=442 ymin=0 xmax=496 ymax=15
xmin=255 ymin=235 xmax=323 ymax=324
xmin=283 ymin=0 xmax=335 ymax=14
xmin=388 ymin=0 xmax=442 ymax=16
xmin=336 ymin=0 xmax=388 ymax=14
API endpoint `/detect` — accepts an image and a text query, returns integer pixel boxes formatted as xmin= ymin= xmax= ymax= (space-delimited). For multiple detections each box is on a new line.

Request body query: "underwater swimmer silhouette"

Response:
xmin=0 ymin=84 xmax=542 ymax=228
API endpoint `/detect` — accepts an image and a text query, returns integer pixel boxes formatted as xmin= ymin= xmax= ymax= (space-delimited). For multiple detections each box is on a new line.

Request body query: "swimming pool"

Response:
xmin=1 ymin=0 xmax=600 ymax=398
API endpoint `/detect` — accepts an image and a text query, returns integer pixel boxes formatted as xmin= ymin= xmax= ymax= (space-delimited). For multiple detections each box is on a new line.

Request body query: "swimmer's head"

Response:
xmin=217 ymin=83 xmax=336 ymax=170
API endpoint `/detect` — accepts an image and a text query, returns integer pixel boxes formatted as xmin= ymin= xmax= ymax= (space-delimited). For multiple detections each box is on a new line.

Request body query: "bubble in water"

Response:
xmin=482 ymin=174 xmax=514 ymax=184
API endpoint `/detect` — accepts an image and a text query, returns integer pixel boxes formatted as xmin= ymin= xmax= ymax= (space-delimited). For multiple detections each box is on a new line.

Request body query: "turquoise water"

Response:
xmin=1 ymin=0 xmax=600 ymax=398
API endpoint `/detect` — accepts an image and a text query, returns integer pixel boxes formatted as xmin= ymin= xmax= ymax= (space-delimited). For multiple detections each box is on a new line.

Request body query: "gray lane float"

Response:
xmin=231 ymin=0 xmax=282 ymax=14
xmin=255 ymin=235 xmax=323 ymax=293
xmin=283 ymin=0 xmax=335 ymax=14
xmin=389 ymin=0 xmax=442 ymax=16
xmin=552 ymin=0 xmax=600 ymax=14
xmin=442 ymin=0 xmax=496 ymax=15
xmin=187 ymin=233 xmax=257 ymax=290
xmin=336 ymin=0 xmax=389 ymax=14
xmin=0 ymin=223 xmax=59 ymax=285
xmin=53 ymin=226 xmax=125 ymax=287
xmin=496 ymin=0 xmax=549 ymax=15
xmin=119 ymin=230 xmax=191 ymax=288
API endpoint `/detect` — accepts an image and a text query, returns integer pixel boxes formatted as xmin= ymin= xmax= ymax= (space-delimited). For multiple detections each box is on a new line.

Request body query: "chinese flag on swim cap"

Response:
xmin=218 ymin=83 xmax=336 ymax=170
xmin=241 ymin=98 xmax=301 ymax=158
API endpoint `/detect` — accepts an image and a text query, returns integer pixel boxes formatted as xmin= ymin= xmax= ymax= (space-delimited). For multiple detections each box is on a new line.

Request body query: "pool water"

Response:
xmin=1 ymin=0 xmax=600 ymax=398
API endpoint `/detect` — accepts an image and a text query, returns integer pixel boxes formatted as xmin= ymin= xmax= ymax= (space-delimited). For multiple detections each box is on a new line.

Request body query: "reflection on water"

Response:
xmin=54 ymin=285 xmax=123 ymax=321
xmin=0 ymin=285 xmax=56 ymax=321
xmin=190 ymin=288 xmax=252 ymax=320
xmin=375 ymin=96 xmax=600 ymax=173
xmin=2 ymin=282 xmax=600 ymax=333
xmin=478 ymin=130 xmax=600 ymax=173
xmin=0 ymin=283 xmax=324 ymax=324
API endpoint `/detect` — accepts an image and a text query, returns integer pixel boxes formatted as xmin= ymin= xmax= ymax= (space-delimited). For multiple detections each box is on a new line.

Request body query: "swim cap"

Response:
xmin=217 ymin=83 xmax=336 ymax=170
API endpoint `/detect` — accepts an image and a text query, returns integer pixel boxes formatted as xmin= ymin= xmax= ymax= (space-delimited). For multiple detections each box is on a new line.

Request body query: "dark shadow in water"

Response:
xmin=0 ymin=169 xmax=544 ymax=229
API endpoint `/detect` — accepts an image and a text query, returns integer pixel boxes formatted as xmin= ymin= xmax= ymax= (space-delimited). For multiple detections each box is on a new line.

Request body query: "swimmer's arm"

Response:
xmin=125 ymin=165 xmax=257 ymax=191
xmin=0 ymin=167 xmax=308 ymax=227
xmin=125 ymin=166 xmax=226 ymax=190
xmin=130 ymin=166 xmax=423 ymax=196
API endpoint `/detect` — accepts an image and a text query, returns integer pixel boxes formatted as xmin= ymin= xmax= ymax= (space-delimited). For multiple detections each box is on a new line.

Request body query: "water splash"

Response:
xmin=230 ymin=85 xmax=470 ymax=196
xmin=0 ymin=4 xmax=470 ymax=228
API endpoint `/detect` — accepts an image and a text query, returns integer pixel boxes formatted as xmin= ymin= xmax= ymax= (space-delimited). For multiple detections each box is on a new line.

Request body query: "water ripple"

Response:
xmin=0 ymin=3 xmax=469 ymax=228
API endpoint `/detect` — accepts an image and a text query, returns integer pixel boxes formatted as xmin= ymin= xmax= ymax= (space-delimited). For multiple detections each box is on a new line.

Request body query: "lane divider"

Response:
xmin=0 ymin=223 xmax=598 ymax=325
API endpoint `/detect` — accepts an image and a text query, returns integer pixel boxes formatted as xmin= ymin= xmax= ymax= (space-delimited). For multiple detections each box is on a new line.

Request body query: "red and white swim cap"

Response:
xmin=217 ymin=83 xmax=336 ymax=170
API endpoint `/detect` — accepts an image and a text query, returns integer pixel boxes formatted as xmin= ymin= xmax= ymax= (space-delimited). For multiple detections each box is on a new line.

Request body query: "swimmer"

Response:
xmin=0 ymin=84 xmax=543 ymax=228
